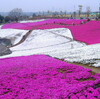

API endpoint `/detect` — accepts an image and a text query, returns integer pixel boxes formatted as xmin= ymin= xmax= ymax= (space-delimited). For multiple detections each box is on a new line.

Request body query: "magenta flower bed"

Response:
xmin=65 ymin=21 xmax=100 ymax=44
xmin=2 ymin=19 xmax=87 ymax=30
xmin=0 ymin=55 xmax=100 ymax=99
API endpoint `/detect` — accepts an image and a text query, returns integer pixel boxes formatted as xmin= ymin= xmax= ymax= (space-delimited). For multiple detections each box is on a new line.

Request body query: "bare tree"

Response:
xmin=9 ymin=8 xmax=23 ymax=21
xmin=86 ymin=7 xmax=91 ymax=17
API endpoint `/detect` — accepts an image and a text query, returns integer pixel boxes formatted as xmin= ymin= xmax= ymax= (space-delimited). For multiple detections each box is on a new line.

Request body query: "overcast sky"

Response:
xmin=0 ymin=0 xmax=100 ymax=12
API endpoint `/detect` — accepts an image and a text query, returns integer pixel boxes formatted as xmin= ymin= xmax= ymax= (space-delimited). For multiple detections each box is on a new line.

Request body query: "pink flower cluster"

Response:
xmin=0 ymin=55 xmax=100 ymax=99
xmin=2 ymin=19 xmax=100 ymax=44
xmin=2 ymin=19 xmax=87 ymax=30
xmin=65 ymin=21 xmax=100 ymax=44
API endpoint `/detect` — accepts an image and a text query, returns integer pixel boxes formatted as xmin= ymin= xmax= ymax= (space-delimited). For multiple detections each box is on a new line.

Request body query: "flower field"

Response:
xmin=0 ymin=28 xmax=86 ymax=60
xmin=1 ymin=19 xmax=100 ymax=67
xmin=2 ymin=19 xmax=100 ymax=44
xmin=0 ymin=55 xmax=100 ymax=99
xmin=0 ymin=19 xmax=100 ymax=98
xmin=2 ymin=19 xmax=87 ymax=30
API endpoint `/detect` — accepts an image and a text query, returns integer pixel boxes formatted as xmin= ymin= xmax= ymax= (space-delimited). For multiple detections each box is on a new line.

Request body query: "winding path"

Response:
xmin=10 ymin=30 xmax=33 ymax=47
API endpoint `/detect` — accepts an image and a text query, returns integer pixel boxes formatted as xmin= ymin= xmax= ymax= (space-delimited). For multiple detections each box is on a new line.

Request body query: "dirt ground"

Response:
xmin=55 ymin=58 xmax=100 ymax=74
xmin=70 ymin=62 xmax=100 ymax=74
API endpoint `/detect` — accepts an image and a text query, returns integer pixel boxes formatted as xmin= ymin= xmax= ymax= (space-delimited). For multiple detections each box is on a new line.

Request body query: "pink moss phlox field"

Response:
xmin=2 ymin=19 xmax=87 ymax=30
xmin=0 ymin=55 xmax=100 ymax=99
xmin=2 ymin=19 xmax=100 ymax=44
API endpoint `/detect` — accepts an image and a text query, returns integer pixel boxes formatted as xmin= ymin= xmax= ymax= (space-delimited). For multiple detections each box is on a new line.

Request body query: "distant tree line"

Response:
xmin=0 ymin=7 xmax=100 ymax=24
xmin=0 ymin=8 xmax=29 ymax=24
